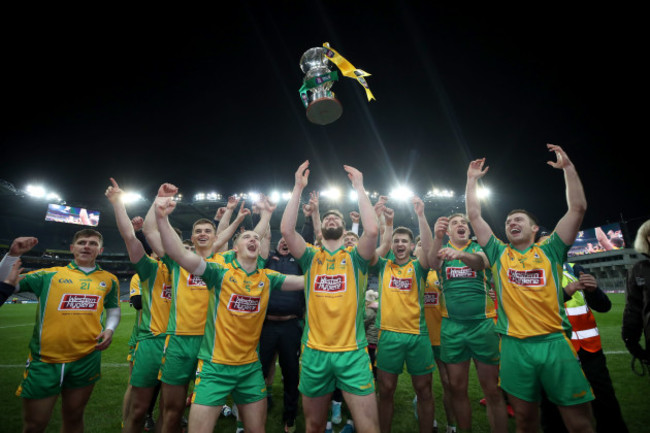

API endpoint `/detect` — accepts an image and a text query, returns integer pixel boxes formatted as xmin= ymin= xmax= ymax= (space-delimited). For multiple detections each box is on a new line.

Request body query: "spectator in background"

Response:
xmin=540 ymin=259 xmax=628 ymax=433
xmin=622 ymin=219 xmax=650 ymax=366
xmin=364 ymin=290 xmax=379 ymax=379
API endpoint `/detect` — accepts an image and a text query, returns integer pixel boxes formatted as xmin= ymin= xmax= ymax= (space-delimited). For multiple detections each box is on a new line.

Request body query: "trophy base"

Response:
xmin=306 ymin=97 xmax=342 ymax=125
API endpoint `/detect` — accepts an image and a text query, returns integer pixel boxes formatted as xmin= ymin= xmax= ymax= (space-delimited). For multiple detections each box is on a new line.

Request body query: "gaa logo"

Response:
xmin=227 ymin=294 xmax=261 ymax=313
xmin=313 ymin=275 xmax=346 ymax=293
xmin=58 ymin=279 xmax=73 ymax=284
xmin=58 ymin=294 xmax=100 ymax=311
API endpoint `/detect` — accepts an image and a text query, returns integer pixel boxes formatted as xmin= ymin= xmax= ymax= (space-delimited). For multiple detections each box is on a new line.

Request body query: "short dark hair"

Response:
xmin=72 ymin=229 xmax=103 ymax=245
xmin=344 ymin=231 xmax=359 ymax=240
xmin=507 ymin=209 xmax=539 ymax=227
xmin=192 ymin=218 xmax=216 ymax=232
xmin=392 ymin=226 xmax=414 ymax=242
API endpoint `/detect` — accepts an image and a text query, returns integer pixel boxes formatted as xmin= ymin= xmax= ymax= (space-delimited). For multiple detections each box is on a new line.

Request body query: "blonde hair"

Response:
xmin=634 ymin=219 xmax=650 ymax=255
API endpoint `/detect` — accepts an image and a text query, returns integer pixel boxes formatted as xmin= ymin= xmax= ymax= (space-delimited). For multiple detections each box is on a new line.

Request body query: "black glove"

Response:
xmin=624 ymin=339 xmax=649 ymax=362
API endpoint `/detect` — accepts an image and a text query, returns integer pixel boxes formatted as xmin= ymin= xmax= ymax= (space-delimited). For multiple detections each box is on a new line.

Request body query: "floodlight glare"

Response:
xmin=121 ymin=192 xmax=144 ymax=204
xmin=26 ymin=185 xmax=46 ymax=198
xmin=281 ymin=192 xmax=292 ymax=201
xmin=349 ymin=190 xmax=358 ymax=201
xmin=321 ymin=187 xmax=342 ymax=201
xmin=477 ymin=187 xmax=491 ymax=199
xmin=389 ymin=185 xmax=413 ymax=202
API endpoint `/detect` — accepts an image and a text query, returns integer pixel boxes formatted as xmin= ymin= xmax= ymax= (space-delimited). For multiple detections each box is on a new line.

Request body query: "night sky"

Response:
xmin=2 ymin=4 xmax=646 ymax=237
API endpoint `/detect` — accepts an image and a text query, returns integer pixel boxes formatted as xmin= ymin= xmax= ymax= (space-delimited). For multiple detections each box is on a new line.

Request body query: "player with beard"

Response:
xmin=372 ymin=197 xmax=436 ymax=433
xmin=143 ymin=184 xmax=272 ymax=433
xmin=280 ymin=161 xmax=380 ymax=433
xmin=429 ymin=213 xmax=506 ymax=433
xmin=153 ymin=190 xmax=304 ymax=433
xmin=465 ymin=144 xmax=594 ymax=433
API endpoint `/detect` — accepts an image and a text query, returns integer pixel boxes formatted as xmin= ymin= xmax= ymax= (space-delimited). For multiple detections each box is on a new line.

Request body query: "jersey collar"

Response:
xmin=68 ymin=261 xmax=101 ymax=274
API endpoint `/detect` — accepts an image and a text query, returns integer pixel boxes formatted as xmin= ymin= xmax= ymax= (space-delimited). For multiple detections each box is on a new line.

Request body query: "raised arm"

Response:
xmin=548 ymin=144 xmax=587 ymax=245
xmin=0 ymin=237 xmax=38 ymax=282
xmin=375 ymin=206 xmax=393 ymax=260
xmin=413 ymin=196 xmax=433 ymax=269
xmin=281 ymin=274 xmax=305 ymax=291
xmin=254 ymin=196 xmax=276 ymax=239
xmin=217 ymin=196 xmax=241 ymax=236
xmin=213 ymin=202 xmax=250 ymax=253
xmin=428 ymin=217 xmax=448 ymax=270
xmin=154 ymin=188 xmax=203 ymax=274
xmin=438 ymin=246 xmax=489 ymax=271
xmin=143 ymin=183 xmax=178 ymax=257
xmin=106 ymin=178 xmax=145 ymax=263
xmin=465 ymin=158 xmax=493 ymax=247
xmin=308 ymin=190 xmax=322 ymax=243
xmin=345 ymin=165 xmax=378 ymax=260
xmin=280 ymin=161 xmax=309 ymax=259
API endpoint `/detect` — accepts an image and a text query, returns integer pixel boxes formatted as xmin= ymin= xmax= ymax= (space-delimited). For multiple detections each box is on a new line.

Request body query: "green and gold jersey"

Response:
xmin=439 ymin=241 xmax=496 ymax=320
xmin=423 ymin=270 xmax=442 ymax=346
xmin=482 ymin=232 xmax=571 ymax=338
xmin=297 ymin=245 xmax=369 ymax=352
xmin=372 ymin=257 xmax=428 ymax=335
xmin=133 ymin=255 xmax=172 ymax=340
xmin=127 ymin=274 xmax=141 ymax=347
xmin=199 ymin=260 xmax=286 ymax=365
xmin=19 ymin=262 xmax=119 ymax=363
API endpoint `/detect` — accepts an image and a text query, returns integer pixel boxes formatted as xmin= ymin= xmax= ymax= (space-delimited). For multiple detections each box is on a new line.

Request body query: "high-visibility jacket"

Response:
xmin=564 ymin=271 xmax=602 ymax=352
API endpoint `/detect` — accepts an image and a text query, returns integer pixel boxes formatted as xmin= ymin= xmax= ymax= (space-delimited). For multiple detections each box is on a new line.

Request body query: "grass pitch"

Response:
xmin=0 ymin=294 xmax=648 ymax=432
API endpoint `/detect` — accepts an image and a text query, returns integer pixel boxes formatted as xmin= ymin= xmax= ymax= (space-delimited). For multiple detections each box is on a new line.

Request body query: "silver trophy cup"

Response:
xmin=299 ymin=47 xmax=343 ymax=125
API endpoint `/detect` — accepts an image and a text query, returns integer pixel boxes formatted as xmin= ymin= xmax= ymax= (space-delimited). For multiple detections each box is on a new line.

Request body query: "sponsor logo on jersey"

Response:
xmin=227 ymin=294 xmax=261 ymax=313
xmin=58 ymin=279 xmax=73 ymax=284
xmin=313 ymin=274 xmax=346 ymax=293
xmin=161 ymin=284 xmax=172 ymax=300
xmin=389 ymin=276 xmax=413 ymax=291
xmin=187 ymin=274 xmax=206 ymax=288
xmin=507 ymin=269 xmax=545 ymax=287
xmin=424 ymin=292 xmax=439 ymax=306
xmin=58 ymin=294 xmax=100 ymax=311
xmin=446 ymin=266 xmax=476 ymax=279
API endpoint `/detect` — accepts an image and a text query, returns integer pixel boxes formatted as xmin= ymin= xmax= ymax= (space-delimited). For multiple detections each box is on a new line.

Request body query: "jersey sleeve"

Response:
xmin=18 ymin=269 xmax=50 ymax=296
xmin=541 ymin=232 xmax=570 ymax=264
xmin=201 ymin=261 xmax=226 ymax=292
xmin=482 ymin=235 xmax=505 ymax=266
xmin=266 ymin=269 xmax=287 ymax=291
xmin=104 ymin=275 xmax=120 ymax=309
xmin=133 ymin=254 xmax=158 ymax=285
xmin=129 ymin=275 xmax=141 ymax=297
xmin=297 ymin=245 xmax=317 ymax=272
xmin=350 ymin=246 xmax=370 ymax=273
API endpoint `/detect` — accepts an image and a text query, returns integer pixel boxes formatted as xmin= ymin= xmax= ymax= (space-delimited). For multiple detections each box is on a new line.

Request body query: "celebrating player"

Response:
xmin=154 ymin=186 xmax=303 ymax=433
xmin=0 ymin=231 xmax=120 ymax=433
xmin=465 ymin=144 xmax=593 ymax=433
xmin=280 ymin=161 xmax=380 ymax=433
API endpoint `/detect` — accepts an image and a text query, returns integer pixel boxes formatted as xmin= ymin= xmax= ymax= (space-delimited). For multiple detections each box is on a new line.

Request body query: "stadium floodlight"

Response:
xmin=426 ymin=188 xmax=455 ymax=199
xmin=349 ymin=190 xmax=358 ymax=201
xmin=26 ymin=184 xmax=63 ymax=202
xmin=173 ymin=193 xmax=183 ymax=202
xmin=121 ymin=192 xmax=144 ymax=204
xmin=26 ymin=184 xmax=46 ymax=198
xmin=281 ymin=191 xmax=292 ymax=201
xmin=477 ymin=187 xmax=491 ymax=200
xmin=247 ymin=192 xmax=261 ymax=203
xmin=389 ymin=185 xmax=413 ymax=202
xmin=321 ymin=187 xmax=342 ymax=201
xmin=193 ymin=192 xmax=219 ymax=202
xmin=193 ymin=192 xmax=206 ymax=202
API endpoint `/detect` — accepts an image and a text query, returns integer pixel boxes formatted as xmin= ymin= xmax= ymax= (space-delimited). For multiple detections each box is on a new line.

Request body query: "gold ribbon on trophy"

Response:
xmin=322 ymin=42 xmax=375 ymax=102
